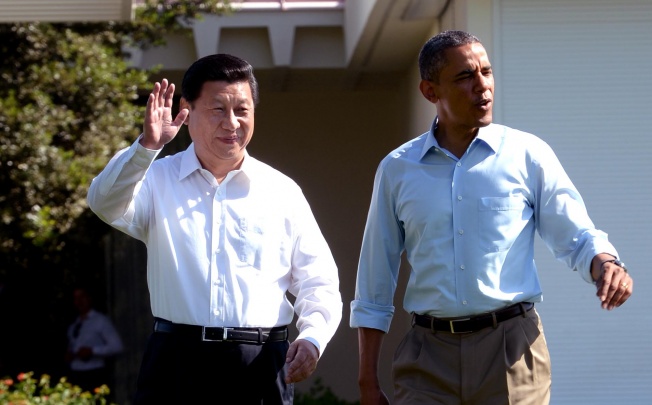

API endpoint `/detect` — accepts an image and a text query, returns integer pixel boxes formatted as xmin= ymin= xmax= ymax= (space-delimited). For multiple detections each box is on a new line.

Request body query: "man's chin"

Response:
xmin=478 ymin=114 xmax=493 ymax=127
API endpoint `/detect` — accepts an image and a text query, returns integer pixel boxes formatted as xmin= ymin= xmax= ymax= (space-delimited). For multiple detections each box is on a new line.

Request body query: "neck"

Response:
xmin=197 ymin=155 xmax=244 ymax=184
xmin=435 ymin=121 xmax=482 ymax=158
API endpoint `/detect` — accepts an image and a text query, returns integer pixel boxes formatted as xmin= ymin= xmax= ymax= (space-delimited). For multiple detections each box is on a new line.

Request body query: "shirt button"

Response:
xmin=460 ymin=265 xmax=465 ymax=270
xmin=462 ymin=300 xmax=468 ymax=305
xmin=213 ymin=309 xmax=220 ymax=316
xmin=456 ymin=162 xmax=462 ymax=167
xmin=458 ymin=229 xmax=464 ymax=235
xmin=457 ymin=195 xmax=462 ymax=201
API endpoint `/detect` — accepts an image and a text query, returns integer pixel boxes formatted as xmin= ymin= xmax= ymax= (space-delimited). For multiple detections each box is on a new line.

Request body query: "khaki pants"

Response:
xmin=392 ymin=308 xmax=551 ymax=405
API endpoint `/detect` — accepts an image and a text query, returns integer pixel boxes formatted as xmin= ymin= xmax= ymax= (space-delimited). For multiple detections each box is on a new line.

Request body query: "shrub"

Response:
xmin=0 ymin=371 xmax=112 ymax=405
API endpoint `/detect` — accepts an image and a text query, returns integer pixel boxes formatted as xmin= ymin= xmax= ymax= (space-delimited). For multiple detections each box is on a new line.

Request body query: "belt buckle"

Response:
xmin=222 ymin=327 xmax=233 ymax=341
xmin=449 ymin=318 xmax=471 ymax=334
xmin=201 ymin=327 xmax=233 ymax=342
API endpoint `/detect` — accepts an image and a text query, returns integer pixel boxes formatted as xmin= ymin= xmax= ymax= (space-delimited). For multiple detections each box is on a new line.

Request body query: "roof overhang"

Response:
xmin=0 ymin=0 xmax=133 ymax=22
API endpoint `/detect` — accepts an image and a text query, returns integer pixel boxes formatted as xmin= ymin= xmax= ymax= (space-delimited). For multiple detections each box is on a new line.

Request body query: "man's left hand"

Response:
xmin=593 ymin=257 xmax=633 ymax=310
xmin=285 ymin=339 xmax=319 ymax=383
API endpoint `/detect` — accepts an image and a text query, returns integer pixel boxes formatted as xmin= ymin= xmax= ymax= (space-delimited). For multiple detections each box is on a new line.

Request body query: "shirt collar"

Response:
xmin=79 ymin=309 xmax=98 ymax=321
xmin=179 ymin=143 xmax=253 ymax=182
xmin=179 ymin=143 xmax=202 ymax=181
xmin=420 ymin=118 xmax=440 ymax=159
xmin=420 ymin=117 xmax=502 ymax=159
xmin=476 ymin=124 xmax=503 ymax=153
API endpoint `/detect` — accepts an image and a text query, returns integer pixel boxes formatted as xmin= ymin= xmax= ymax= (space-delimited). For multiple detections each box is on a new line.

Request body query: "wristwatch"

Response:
xmin=613 ymin=259 xmax=628 ymax=273
xmin=601 ymin=258 xmax=628 ymax=273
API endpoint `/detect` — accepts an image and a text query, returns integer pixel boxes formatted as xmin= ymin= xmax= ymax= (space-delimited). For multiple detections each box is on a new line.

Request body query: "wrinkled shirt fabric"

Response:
xmin=88 ymin=140 xmax=342 ymax=354
xmin=351 ymin=121 xmax=617 ymax=332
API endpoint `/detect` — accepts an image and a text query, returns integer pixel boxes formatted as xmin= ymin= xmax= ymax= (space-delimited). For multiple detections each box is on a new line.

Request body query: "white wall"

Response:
xmin=489 ymin=1 xmax=652 ymax=403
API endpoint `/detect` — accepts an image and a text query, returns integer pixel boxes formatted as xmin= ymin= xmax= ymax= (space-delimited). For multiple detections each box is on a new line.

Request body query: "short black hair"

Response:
xmin=181 ymin=53 xmax=259 ymax=106
xmin=418 ymin=30 xmax=481 ymax=83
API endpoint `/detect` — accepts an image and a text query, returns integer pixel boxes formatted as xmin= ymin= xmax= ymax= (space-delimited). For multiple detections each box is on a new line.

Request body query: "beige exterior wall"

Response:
xmin=228 ymin=75 xmax=414 ymax=403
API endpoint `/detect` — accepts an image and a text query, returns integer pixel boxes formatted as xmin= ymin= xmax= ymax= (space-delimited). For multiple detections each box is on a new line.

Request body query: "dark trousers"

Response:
xmin=134 ymin=330 xmax=293 ymax=405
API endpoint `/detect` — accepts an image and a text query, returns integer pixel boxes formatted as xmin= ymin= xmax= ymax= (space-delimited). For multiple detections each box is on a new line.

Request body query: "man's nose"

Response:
xmin=222 ymin=110 xmax=239 ymax=130
xmin=474 ymin=74 xmax=493 ymax=92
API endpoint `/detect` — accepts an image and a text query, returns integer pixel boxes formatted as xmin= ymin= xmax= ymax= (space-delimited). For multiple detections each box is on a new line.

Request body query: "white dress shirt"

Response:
xmin=87 ymin=140 xmax=342 ymax=354
xmin=67 ymin=309 xmax=123 ymax=371
xmin=351 ymin=121 xmax=618 ymax=332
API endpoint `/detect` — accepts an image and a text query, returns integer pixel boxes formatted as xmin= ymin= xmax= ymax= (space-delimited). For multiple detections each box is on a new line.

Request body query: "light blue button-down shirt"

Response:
xmin=350 ymin=121 xmax=617 ymax=332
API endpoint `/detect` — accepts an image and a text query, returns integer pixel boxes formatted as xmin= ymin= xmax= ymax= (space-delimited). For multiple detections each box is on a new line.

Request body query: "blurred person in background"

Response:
xmin=65 ymin=286 xmax=123 ymax=393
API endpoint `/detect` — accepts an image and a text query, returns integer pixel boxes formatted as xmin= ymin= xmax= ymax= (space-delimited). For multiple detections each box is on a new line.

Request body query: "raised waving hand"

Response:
xmin=140 ymin=79 xmax=189 ymax=150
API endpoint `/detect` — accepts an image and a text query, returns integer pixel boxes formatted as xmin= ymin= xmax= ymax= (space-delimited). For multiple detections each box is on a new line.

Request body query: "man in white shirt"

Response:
xmin=87 ymin=54 xmax=342 ymax=404
xmin=65 ymin=287 xmax=123 ymax=393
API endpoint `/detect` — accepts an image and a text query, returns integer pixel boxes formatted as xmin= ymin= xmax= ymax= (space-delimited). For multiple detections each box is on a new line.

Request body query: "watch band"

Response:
xmin=600 ymin=258 xmax=628 ymax=273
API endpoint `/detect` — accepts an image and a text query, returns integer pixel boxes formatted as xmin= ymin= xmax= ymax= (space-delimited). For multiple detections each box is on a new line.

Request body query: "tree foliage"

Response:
xmin=0 ymin=0 xmax=234 ymax=380
xmin=0 ymin=0 xmax=232 ymax=285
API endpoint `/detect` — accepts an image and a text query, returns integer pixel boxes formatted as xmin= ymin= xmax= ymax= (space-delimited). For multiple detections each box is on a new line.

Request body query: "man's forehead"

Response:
xmin=443 ymin=43 xmax=490 ymax=70
xmin=200 ymin=81 xmax=253 ymax=99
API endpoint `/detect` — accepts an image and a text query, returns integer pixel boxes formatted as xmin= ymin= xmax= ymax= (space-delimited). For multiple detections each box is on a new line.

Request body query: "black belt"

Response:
xmin=412 ymin=302 xmax=534 ymax=334
xmin=153 ymin=318 xmax=289 ymax=343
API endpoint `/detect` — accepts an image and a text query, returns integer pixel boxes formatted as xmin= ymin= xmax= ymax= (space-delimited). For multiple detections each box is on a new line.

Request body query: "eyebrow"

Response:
xmin=454 ymin=65 xmax=492 ymax=79
xmin=454 ymin=69 xmax=475 ymax=79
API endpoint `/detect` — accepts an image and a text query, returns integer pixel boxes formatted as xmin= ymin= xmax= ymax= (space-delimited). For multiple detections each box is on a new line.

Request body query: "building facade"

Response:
xmin=5 ymin=1 xmax=650 ymax=403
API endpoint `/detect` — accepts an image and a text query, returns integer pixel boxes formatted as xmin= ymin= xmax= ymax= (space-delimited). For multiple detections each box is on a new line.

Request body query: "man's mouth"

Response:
xmin=476 ymin=99 xmax=492 ymax=110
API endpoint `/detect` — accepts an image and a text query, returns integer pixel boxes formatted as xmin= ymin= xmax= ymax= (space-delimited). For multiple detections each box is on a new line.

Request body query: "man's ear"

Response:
xmin=180 ymin=97 xmax=190 ymax=125
xmin=419 ymin=80 xmax=439 ymax=104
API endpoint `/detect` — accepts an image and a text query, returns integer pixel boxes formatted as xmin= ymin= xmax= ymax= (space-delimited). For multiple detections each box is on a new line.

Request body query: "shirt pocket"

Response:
xmin=478 ymin=196 xmax=531 ymax=252
xmin=235 ymin=216 xmax=292 ymax=271
xmin=236 ymin=217 xmax=265 ymax=269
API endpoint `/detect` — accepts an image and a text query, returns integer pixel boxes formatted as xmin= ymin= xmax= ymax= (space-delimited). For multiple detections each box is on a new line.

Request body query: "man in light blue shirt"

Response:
xmin=350 ymin=30 xmax=633 ymax=405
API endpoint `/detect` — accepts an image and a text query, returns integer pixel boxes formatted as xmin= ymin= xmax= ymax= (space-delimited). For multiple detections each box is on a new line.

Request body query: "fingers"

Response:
xmin=596 ymin=264 xmax=632 ymax=310
xmin=164 ymin=81 xmax=175 ymax=108
xmin=142 ymin=79 xmax=182 ymax=149
xmin=172 ymin=108 xmax=190 ymax=128
xmin=148 ymin=79 xmax=174 ymax=112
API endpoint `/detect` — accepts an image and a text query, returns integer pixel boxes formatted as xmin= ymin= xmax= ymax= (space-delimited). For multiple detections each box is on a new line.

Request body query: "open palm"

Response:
xmin=142 ymin=78 xmax=189 ymax=149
